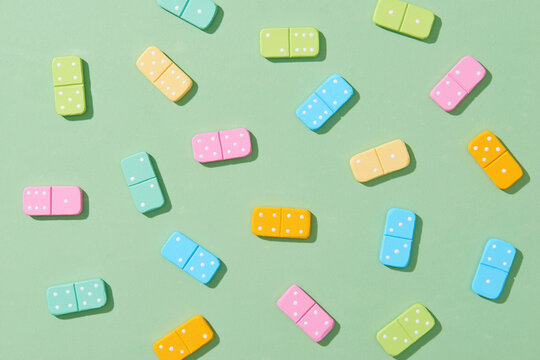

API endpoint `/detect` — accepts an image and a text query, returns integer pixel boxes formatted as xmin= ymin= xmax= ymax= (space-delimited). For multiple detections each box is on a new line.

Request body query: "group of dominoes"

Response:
xmin=26 ymin=0 xmax=523 ymax=358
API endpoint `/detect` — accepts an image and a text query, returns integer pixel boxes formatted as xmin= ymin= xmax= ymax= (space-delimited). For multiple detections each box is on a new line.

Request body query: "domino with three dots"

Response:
xmin=350 ymin=139 xmax=410 ymax=183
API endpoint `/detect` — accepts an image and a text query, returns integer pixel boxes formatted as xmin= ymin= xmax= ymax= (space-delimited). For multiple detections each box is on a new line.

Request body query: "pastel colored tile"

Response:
xmin=260 ymin=28 xmax=290 ymax=58
xmin=280 ymin=208 xmax=311 ymax=239
xmin=297 ymin=304 xmax=334 ymax=342
xmin=349 ymin=149 xmax=384 ymax=183
xmin=51 ymin=186 xmax=82 ymax=216
xmin=174 ymin=315 xmax=214 ymax=353
xmin=468 ymin=130 xmax=506 ymax=168
xmin=277 ymin=285 xmax=334 ymax=342
xmin=153 ymin=330 xmax=190 ymax=360
xmin=448 ymin=56 xmax=486 ymax=93
xmin=314 ymin=74 xmax=353 ymax=112
xmin=430 ymin=56 xmax=486 ymax=112
xmin=52 ymin=56 xmax=86 ymax=116
xmin=380 ymin=235 xmax=412 ymax=268
xmin=219 ymin=128 xmax=252 ymax=160
xmin=184 ymin=246 xmax=220 ymax=284
xmin=52 ymin=56 xmax=83 ymax=87
xmin=399 ymin=4 xmax=434 ymax=40
xmin=179 ymin=0 xmax=217 ymax=29
xmin=484 ymin=152 xmax=523 ymax=190
xmin=46 ymin=283 xmax=78 ymax=316
xmin=289 ymin=27 xmax=319 ymax=58
xmin=375 ymin=139 xmax=410 ymax=174
xmin=161 ymin=232 xmax=199 ymax=269
xmin=377 ymin=304 xmax=436 ymax=356
xmin=372 ymin=0 xmax=408 ymax=32
xmin=430 ymin=75 xmax=467 ymax=112
xmin=192 ymin=131 xmax=223 ymax=163
xmin=23 ymin=186 xmax=51 ymax=216
xmin=157 ymin=0 xmax=189 ymax=17
xmin=296 ymin=93 xmax=333 ymax=131
xmin=74 ymin=279 xmax=107 ymax=311
xmin=121 ymin=152 xmax=156 ymax=186
xmin=136 ymin=46 xmax=192 ymax=102
xmin=128 ymin=178 xmax=165 ymax=213
xmin=472 ymin=238 xmax=516 ymax=299
xmin=251 ymin=207 xmax=282 ymax=237
xmin=384 ymin=208 xmax=416 ymax=240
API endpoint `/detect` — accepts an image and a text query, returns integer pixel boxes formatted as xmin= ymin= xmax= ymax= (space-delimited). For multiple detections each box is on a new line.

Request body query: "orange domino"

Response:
xmin=251 ymin=207 xmax=311 ymax=239
xmin=137 ymin=46 xmax=193 ymax=102
xmin=468 ymin=131 xmax=523 ymax=190
xmin=153 ymin=315 xmax=214 ymax=360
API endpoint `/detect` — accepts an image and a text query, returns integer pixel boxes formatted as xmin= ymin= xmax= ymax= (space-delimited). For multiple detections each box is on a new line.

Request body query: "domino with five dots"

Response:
xmin=23 ymin=186 xmax=83 ymax=216
xmin=251 ymin=207 xmax=311 ymax=239
xmin=192 ymin=128 xmax=252 ymax=163
xmin=259 ymin=27 xmax=320 ymax=58
xmin=157 ymin=0 xmax=218 ymax=30
xmin=277 ymin=284 xmax=335 ymax=342
xmin=296 ymin=74 xmax=354 ymax=131
xmin=121 ymin=152 xmax=165 ymax=213
xmin=52 ymin=56 xmax=86 ymax=116
xmin=380 ymin=208 xmax=417 ymax=268
xmin=373 ymin=0 xmax=435 ymax=40
xmin=350 ymin=139 xmax=410 ymax=183
xmin=46 ymin=278 xmax=107 ymax=316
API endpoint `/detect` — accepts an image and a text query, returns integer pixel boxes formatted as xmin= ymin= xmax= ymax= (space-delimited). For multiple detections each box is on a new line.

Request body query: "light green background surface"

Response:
xmin=1 ymin=1 xmax=539 ymax=359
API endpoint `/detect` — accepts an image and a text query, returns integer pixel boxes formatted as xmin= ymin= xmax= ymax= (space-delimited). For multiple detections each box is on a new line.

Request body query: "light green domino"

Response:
xmin=372 ymin=0 xmax=408 ymax=32
xmin=289 ymin=27 xmax=319 ymax=58
xmin=376 ymin=304 xmax=436 ymax=356
xmin=54 ymin=84 xmax=86 ymax=116
xmin=376 ymin=319 xmax=412 ymax=356
xmin=400 ymin=4 xmax=434 ymax=39
xmin=52 ymin=56 xmax=83 ymax=86
xmin=129 ymin=178 xmax=165 ymax=213
xmin=74 ymin=279 xmax=107 ymax=311
xmin=260 ymin=28 xmax=289 ymax=58
xmin=52 ymin=56 xmax=86 ymax=116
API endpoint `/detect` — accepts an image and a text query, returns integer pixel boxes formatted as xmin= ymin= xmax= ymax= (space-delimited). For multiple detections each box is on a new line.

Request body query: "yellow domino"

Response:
xmin=251 ymin=207 xmax=311 ymax=239
xmin=468 ymin=131 xmax=523 ymax=190
xmin=136 ymin=46 xmax=193 ymax=102
xmin=350 ymin=139 xmax=410 ymax=183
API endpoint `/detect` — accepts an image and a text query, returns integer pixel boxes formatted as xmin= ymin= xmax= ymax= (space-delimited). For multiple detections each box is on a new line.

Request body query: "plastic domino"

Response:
xmin=23 ymin=186 xmax=82 ymax=216
xmin=350 ymin=139 xmax=410 ymax=183
xmin=157 ymin=0 xmax=217 ymax=30
xmin=192 ymin=128 xmax=252 ymax=163
xmin=373 ymin=0 xmax=434 ymax=40
xmin=277 ymin=285 xmax=335 ymax=342
xmin=46 ymin=278 xmax=107 ymax=316
xmin=52 ymin=56 xmax=86 ymax=116
xmin=430 ymin=56 xmax=486 ymax=112
xmin=251 ymin=207 xmax=311 ymax=239
xmin=472 ymin=238 xmax=516 ymax=300
xmin=259 ymin=27 xmax=319 ymax=58
xmin=153 ymin=315 xmax=214 ymax=360
xmin=296 ymin=74 xmax=353 ymax=131
xmin=376 ymin=304 xmax=435 ymax=356
xmin=380 ymin=208 xmax=416 ymax=268
xmin=121 ymin=152 xmax=165 ymax=213
xmin=136 ymin=46 xmax=193 ymax=102
xmin=161 ymin=232 xmax=221 ymax=284
xmin=468 ymin=131 xmax=523 ymax=190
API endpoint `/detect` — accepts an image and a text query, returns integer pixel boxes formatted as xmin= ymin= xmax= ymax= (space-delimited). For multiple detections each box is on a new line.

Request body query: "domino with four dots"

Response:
xmin=52 ymin=56 xmax=86 ymax=116
xmin=380 ymin=208 xmax=417 ymax=268
xmin=46 ymin=278 xmax=107 ymax=316
xmin=349 ymin=139 xmax=410 ymax=183
xmin=23 ymin=186 xmax=83 ymax=216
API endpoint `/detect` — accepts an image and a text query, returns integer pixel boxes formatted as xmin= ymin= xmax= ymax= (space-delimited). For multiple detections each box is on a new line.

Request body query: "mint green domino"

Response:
xmin=373 ymin=0 xmax=434 ymax=40
xmin=46 ymin=283 xmax=78 ymax=316
xmin=129 ymin=178 xmax=164 ymax=213
xmin=180 ymin=0 xmax=217 ymax=30
xmin=121 ymin=152 xmax=156 ymax=187
xmin=157 ymin=0 xmax=189 ymax=17
xmin=373 ymin=0 xmax=408 ymax=32
xmin=52 ymin=56 xmax=86 ymax=116
xmin=260 ymin=28 xmax=290 ymax=58
xmin=74 ymin=279 xmax=107 ymax=311
xmin=289 ymin=27 xmax=319 ymax=58
xmin=376 ymin=304 xmax=436 ymax=356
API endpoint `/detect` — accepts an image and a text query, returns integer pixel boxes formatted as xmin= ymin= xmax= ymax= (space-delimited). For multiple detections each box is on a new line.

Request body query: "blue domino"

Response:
xmin=379 ymin=208 xmax=416 ymax=268
xmin=161 ymin=232 xmax=221 ymax=284
xmin=296 ymin=74 xmax=353 ymax=131
xmin=157 ymin=0 xmax=217 ymax=30
xmin=120 ymin=152 xmax=164 ymax=214
xmin=472 ymin=238 xmax=516 ymax=300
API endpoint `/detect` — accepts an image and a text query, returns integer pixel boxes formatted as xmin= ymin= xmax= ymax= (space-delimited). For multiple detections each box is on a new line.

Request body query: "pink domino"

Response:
xmin=430 ymin=56 xmax=486 ymax=112
xmin=277 ymin=284 xmax=335 ymax=342
xmin=192 ymin=128 xmax=252 ymax=163
xmin=23 ymin=186 xmax=83 ymax=216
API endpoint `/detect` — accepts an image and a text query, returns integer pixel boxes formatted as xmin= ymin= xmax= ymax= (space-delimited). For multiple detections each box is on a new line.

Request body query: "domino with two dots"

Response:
xmin=472 ymin=238 xmax=516 ymax=300
xmin=153 ymin=315 xmax=214 ymax=360
xmin=251 ymin=207 xmax=311 ymax=239
xmin=277 ymin=284 xmax=335 ymax=342
xmin=296 ymin=74 xmax=354 ymax=131
xmin=157 ymin=0 xmax=218 ymax=30
xmin=192 ymin=128 xmax=252 ymax=163
xmin=136 ymin=46 xmax=193 ymax=102
xmin=52 ymin=56 xmax=86 ymax=116
xmin=259 ymin=27 xmax=320 ymax=58
xmin=430 ymin=56 xmax=486 ymax=112
xmin=161 ymin=232 xmax=221 ymax=284
xmin=349 ymin=139 xmax=410 ymax=183
xmin=373 ymin=0 xmax=435 ymax=40
xmin=46 ymin=278 xmax=107 ymax=316
xmin=468 ymin=130 xmax=522 ymax=190
xmin=23 ymin=186 xmax=82 ymax=216
xmin=380 ymin=208 xmax=417 ymax=268
xmin=121 ymin=152 xmax=165 ymax=213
